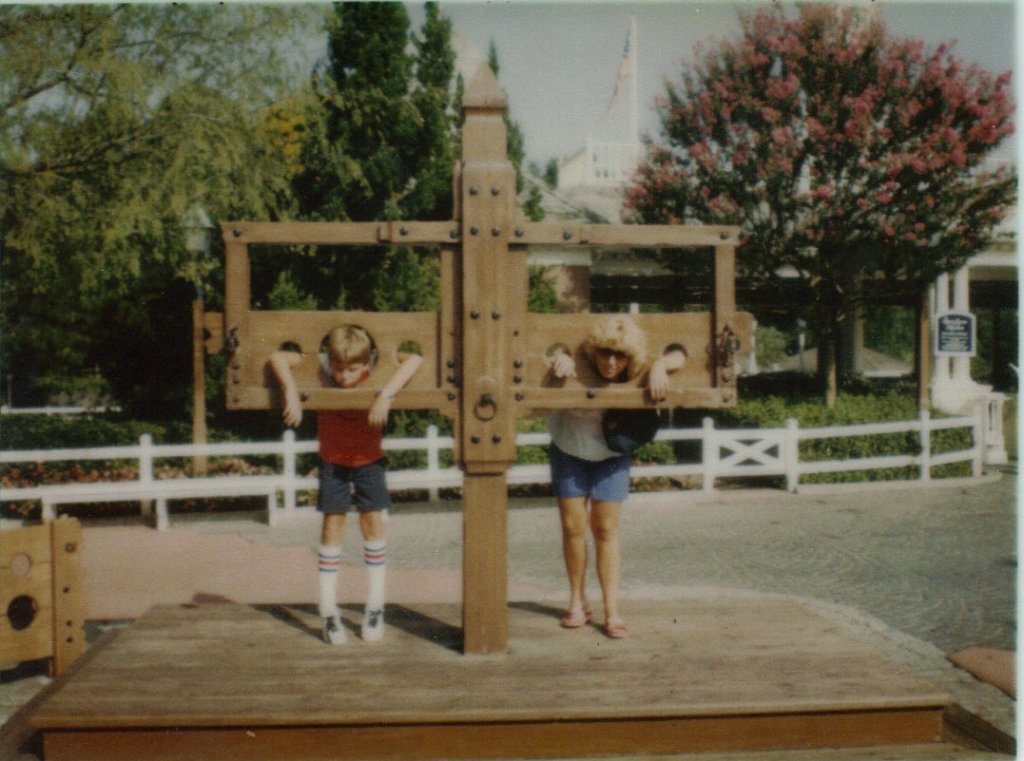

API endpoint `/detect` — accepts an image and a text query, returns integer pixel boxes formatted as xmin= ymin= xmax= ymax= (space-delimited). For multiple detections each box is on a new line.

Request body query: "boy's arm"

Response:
xmin=268 ymin=351 xmax=304 ymax=427
xmin=368 ymin=352 xmax=424 ymax=427
xmin=647 ymin=345 xmax=687 ymax=402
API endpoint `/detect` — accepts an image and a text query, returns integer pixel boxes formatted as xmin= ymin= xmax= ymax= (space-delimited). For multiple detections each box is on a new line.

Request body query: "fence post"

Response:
xmin=918 ymin=409 xmax=931 ymax=482
xmin=785 ymin=417 xmax=799 ymax=492
xmin=283 ymin=429 xmax=297 ymax=513
xmin=974 ymin=401 xmax=986 ymax=477
xmin=702 ymin=417 xmax=716 ymax=494
xmin=426 ymin=424 xmax=440 ymax=502
xmin=139 ymin=434 xmax=166 ymax=529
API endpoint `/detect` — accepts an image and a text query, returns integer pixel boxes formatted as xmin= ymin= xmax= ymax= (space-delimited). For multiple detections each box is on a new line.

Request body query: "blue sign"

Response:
xmin=935 ymin=311 xmax=976 ymax=356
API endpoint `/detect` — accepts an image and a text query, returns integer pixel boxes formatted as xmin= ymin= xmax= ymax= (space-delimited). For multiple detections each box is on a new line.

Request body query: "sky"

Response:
xmin=404 ymin=1 xmax=1018 ymax=166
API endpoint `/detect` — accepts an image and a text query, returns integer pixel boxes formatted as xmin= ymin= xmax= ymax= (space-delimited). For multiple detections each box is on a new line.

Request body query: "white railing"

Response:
xmin=0 ymin=411 xmax=984 ymax=529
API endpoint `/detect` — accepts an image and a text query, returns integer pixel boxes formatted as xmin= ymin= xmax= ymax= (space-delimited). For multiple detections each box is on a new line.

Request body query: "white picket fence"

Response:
xmin=0 ymin=410 xmax=985 ymax=530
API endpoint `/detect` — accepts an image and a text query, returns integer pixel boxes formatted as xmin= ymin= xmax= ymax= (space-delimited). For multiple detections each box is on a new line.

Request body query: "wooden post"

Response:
xmin=192 ymin=295 xmax=208 ymax=476
xmin=458 ymin=63 xmax=519 ymax=654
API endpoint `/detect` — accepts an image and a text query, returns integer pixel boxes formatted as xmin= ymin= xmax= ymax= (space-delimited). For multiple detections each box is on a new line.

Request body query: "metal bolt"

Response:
xmin=720 ymin=231 xmax=731 ymax=240
xmin=587 ymin=389 xmax=597 ymax=399
xmin=233 ymin=228 xmax=242 ymax=237
xmin=65 ymin=543 xmax=77 ymax=553
xmin=491 ymin=226 xmax=501 ymax=236
xmin=300 ymin=392 xmax=310 ymax=402
xmin=471 ymin=435 xmax=481 ymax=444
xmin=513 ymin=359 xmax=523 ymax=368
xmin=447 ymin=392 xmax=457 ymax=401
xmin=562 ymin=231 xmax=573 ymax=241
xmin=469 ymin=186 xmax=479 ymax=195
xmin=470 ymin=226 xmax=480 ymax=236
xmin=491 ymin=187 xmax=500 ymax=196
xmin=449 ymin=229 xmax=459 ymax=239
xmin=515 ymin=392 xmax=524 ymax=402
xmin=491 ymin=310 xmax=501 ymax=319
xmin=513 ymin=375 xmax=523 ymax=384
xmin=447 ymin=358 xmax=456 ymax=368
xmin=447 ymin=375 xmax=458 ymax=384
xmin=470 ymin=309 xmax=480 ymax=319
xmin=400 ymin=226 xmax=409 ymax=236
xmin=492 ymin=435 xmax=502 ymax=444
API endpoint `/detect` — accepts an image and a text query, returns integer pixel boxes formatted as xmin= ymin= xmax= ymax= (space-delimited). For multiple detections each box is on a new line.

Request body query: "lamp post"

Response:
xmin=182 ymin=205 xmax=214 ymax=476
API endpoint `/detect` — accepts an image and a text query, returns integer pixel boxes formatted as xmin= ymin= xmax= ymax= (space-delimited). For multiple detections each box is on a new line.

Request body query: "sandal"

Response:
xmin=559 ymin=606 xmax=592 ymax=628
xmin=604 ymin=617 xmax=629 ymax=639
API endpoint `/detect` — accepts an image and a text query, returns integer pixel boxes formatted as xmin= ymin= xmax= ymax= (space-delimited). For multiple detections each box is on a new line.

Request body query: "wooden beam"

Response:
xmin=220 ymin=221 xmax=457 ymax=247
xmin=513 ymin=223 xmax=739 ymax=248
xmin=50 ymin=518 xmax=84 ymax=676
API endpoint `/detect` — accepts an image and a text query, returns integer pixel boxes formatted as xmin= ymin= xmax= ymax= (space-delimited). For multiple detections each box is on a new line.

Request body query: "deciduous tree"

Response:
xmin=626 ymin=5 xmax=1014 ymax=404
xmin=1 ymin=4 xmax=315 ymax=412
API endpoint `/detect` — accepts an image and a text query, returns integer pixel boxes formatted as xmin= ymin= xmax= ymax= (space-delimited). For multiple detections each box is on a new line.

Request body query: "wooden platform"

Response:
xmin=29 ymin=598 xmax=952 ymax=760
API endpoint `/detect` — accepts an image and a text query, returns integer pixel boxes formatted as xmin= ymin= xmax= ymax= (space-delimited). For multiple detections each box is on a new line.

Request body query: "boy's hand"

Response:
xmin=368 ymin=394 xmax=392 ymax=427
xmin=282 ymin=388 xmax=303 ymax=427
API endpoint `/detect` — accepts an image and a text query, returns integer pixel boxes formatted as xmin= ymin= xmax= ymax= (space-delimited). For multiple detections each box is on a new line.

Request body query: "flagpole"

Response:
xmin=629 ymin=14 xmax=638 ymax=145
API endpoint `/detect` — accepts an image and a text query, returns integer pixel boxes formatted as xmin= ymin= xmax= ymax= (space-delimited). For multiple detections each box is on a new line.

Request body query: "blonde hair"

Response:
xmin=582 ymin=315 xmax=648 ymax=381
xmin=323 ymin=325 xmax=375 ymax=365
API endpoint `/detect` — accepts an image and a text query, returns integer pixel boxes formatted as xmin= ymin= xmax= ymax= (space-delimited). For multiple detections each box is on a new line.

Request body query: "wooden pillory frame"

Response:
xmin=207 ymin=63 xmax=753 ymax=654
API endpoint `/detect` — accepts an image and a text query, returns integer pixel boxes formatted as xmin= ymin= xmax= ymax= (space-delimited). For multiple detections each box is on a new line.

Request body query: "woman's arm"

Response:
xmin=647 ymin=345 xmax=687 ymax=401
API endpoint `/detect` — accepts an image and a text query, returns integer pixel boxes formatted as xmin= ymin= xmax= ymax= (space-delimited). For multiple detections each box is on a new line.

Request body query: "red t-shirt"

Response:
xmin=317 ymin=409 xmax=383 ymax=467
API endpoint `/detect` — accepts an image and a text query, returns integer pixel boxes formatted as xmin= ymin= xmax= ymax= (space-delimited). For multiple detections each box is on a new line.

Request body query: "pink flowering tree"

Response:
xmin=625 ymin=5 xmax=1015 ymax=404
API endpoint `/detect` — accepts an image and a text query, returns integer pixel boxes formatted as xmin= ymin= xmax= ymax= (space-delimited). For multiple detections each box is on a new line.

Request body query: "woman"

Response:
xmin=547 ymin=315 xmax=685 ymax=638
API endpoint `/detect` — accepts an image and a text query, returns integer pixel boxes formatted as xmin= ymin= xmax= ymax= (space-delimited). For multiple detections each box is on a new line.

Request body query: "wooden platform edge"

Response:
xmin=39 ymin=706 xmax=948 ymax=761
xmin=943 ymin=703 xmax=1017 ymax=756
xmin=1 ymin=629 xmax=120 ymax=761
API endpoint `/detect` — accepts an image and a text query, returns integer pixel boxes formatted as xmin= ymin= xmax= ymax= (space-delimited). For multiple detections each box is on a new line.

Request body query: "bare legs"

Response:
xmin=558 ymin=497 xmax=623 ymax=630
xmin=320 ymin=511 xmax=385 ymax=547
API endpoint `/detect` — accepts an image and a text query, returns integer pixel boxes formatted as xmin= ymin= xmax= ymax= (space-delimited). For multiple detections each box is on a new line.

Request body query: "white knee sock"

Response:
xmin=318 ymin=544 xmax=342 ymax=618
xmin=363 ymin=539 xmax=387 ymax=611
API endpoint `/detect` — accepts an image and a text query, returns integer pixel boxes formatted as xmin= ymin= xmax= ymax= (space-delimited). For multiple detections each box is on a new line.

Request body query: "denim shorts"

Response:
xmin=317 ymin=459 xmax=392 ymax=514
xmin=549 ymin=446 xmax=631 ymax=503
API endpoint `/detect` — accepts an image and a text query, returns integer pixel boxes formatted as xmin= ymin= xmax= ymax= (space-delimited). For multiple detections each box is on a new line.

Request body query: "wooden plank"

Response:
xmin=518 ymin=312 xmax=754 ymax=409
xmin=31 ymin=601 xmax=950 ymax=728
xmin=41 ymin=709 xmax=945 ymax=761
xmin=223 ymin=239 xmax=250 ymax=410
xmin=49 ymin=517 xmax=85 ymax=675
xmin=462 ymin=475 xmax=508 ymax=654
xmin=0 ymin=523 xmax=53 ymax=668
xmin=219 ymin=221 xmax=458 ymax=246
xmin=514 ymin=223 xmax=739 ymax=248
xmin=30 ymin=600 xmax=951 ymax=760
xmin=242 ymin=311 xmax=441 ymax=389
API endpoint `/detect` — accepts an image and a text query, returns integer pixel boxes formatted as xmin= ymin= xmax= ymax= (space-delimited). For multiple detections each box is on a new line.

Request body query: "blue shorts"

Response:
xmin=550 ymin=446 xmax=631 ymax=502
xmin=317 ymin=459 xmax=392 ymax=514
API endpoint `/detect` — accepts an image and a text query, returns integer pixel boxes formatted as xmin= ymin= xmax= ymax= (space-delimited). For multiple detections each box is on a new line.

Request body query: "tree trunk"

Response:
xmin=816 ymin=306 xmax=839 ymax=408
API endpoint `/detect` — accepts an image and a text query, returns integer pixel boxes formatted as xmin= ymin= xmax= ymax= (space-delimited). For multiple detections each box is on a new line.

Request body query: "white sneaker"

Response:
xmin=362 ymin=607 xmax=385 ymax=642
xmin=322 ymin=613 xmax=347 ymax=645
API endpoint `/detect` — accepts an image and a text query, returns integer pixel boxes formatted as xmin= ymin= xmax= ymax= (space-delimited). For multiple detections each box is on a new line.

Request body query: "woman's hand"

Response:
xmin=550 ymin=349 xmax=577 ymax=380
xmin=647 ymin=359 xmax=671 ymax=401
xmin=647 ymin=348 xmax=686 ymax=401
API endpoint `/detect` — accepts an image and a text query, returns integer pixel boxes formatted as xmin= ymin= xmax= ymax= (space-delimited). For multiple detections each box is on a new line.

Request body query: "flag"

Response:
xmin=600 ymin=27 xmax=633 ymax=120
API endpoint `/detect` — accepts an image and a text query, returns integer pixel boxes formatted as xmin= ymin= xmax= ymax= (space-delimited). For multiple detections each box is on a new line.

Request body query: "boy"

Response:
xmin=269 ymin=325 xmax=422 ymax=644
